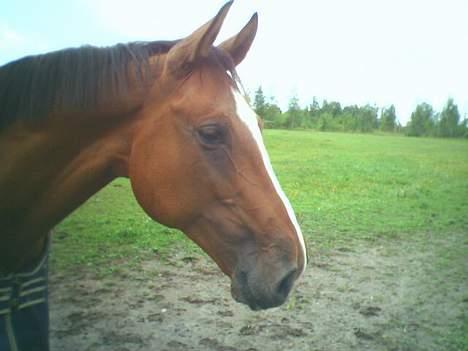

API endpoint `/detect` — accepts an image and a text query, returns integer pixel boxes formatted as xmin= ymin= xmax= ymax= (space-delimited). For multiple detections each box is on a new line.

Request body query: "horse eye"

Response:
xmin=197 ymin=124 xmax=225 ymax=147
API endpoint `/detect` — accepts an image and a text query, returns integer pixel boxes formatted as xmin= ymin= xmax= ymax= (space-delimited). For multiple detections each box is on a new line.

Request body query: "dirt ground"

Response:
xmin=49 ymin=233 xmax=467 ymax=351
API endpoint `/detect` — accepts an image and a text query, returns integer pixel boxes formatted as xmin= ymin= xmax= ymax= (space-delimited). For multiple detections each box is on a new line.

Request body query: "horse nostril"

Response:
xmin=232 ymin=265 xmax=299 ymax=310
xmin=276 ymin=268 xmax=297 ymax=299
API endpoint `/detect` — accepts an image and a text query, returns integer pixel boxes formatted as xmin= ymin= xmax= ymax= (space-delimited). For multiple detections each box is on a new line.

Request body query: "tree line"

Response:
xmin=252 ymin=87 xmax=468 ymax=138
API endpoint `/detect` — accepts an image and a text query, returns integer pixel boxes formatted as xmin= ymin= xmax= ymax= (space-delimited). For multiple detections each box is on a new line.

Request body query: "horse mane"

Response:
xmin=0 ymin=40 xmax=239 ymax=131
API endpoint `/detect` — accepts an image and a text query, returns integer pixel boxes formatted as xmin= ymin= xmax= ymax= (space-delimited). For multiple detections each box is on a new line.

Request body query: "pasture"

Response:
xmin=50 ymin=130 xmax=468 ymax=350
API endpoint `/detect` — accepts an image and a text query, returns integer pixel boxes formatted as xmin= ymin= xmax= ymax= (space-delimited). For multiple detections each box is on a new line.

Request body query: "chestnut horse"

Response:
xmin=0 ymin=2 xmax=306 ymax=349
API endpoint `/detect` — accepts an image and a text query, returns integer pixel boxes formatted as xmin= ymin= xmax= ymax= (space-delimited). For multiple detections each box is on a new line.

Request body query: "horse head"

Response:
xmin=126 ymin=2 xmax=307 ymax=310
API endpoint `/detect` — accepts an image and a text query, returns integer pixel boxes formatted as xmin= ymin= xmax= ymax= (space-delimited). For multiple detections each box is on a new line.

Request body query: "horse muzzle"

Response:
xmin=230 ymin=259 xmax=299 ymax=310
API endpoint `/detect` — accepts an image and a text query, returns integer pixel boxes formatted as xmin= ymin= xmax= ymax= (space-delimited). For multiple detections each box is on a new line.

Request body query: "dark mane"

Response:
xmin=0 ymin=40 xmax=240 ymax=131
xmin=0 ymin=41 xmax=177 ymax=130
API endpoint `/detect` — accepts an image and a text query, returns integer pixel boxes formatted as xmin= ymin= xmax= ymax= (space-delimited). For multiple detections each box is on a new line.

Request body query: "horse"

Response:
xmin=0 ymin=2 xmax=307 ymax=350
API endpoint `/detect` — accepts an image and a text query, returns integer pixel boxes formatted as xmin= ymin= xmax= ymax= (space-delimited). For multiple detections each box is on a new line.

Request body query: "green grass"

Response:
xmin=265 ymin=130 xmax=468 ymax=246
xmin=52 ymin=179 xmax=190 ymax=271
xmin=53 ymin=130 xmax=468 ymax=269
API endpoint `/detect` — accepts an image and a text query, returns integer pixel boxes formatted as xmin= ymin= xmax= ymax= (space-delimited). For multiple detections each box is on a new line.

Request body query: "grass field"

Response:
xmin=53 ymin=130 xmax=468 ymax=269
xmin=51 ymin=130 xmax=468 ymax=350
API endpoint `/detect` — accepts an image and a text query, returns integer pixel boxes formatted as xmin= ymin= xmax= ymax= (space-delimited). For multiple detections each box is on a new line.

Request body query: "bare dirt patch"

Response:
xmin=49 ymin=234 xmax=467 ymax=351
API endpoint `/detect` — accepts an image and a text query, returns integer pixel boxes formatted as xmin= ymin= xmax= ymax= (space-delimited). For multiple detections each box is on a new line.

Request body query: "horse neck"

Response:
xmin=0 ymin=110 xmax=138 ymax=272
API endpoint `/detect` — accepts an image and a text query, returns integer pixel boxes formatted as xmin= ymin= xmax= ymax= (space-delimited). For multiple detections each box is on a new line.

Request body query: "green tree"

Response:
xmin=263 ymin=97 xmax=283 ymax=128
xmin=358 ymin=104 xmax=378 ymax=132
xmin=380 ymin=105 xmax=397 ymax=132
xmin=317 ymin=112 xmax=333 ymax=131
xmin=406 ymin=103 xmax=435 ymax=136
xmin=309 ymin=97 xmax=320 ymax=114
xmin=438 ymin=98 xmax=460 ymax=137
xmin=285 ymin=95 xmax=304 ymax=128
xmin=342 ymin=105 xmax=360 ymax=131
xmin=321 ymin=100 xmax=342 ymax=118
xmin=253 ymin=86 xmax=266 ymax=118
xmin=461 ymin=117 xmax=468 ymax=138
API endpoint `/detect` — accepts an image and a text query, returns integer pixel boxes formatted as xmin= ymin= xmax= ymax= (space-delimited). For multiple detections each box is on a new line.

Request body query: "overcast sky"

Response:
xmin=1 ymin=0 xmax=467 ymax=124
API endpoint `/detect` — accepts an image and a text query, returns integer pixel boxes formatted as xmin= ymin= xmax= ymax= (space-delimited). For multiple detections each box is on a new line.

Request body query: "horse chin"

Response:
xmin=230 ymin=274 xmax=272 ymax=311
xmin=229 ymin=255 xmax=298 ymax=311
xmin=230 ymin=280 xmax=260 ymax=311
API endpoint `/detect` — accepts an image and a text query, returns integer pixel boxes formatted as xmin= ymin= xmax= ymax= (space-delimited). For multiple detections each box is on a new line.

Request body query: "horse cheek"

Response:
xmin=128 ymin=132 xmax=193 ymax=229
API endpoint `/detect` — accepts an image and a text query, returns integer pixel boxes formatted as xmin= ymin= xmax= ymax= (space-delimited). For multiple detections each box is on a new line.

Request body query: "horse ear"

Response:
xmin=218 ymin=12 xmax=258 ymax=66
xmin=166 ymin=1 xmax=233 ymax=76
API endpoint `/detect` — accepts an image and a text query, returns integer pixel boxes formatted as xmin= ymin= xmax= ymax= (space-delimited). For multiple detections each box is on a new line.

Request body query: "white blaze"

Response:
xmin=232 ymin=89 xmax=307 ymax=274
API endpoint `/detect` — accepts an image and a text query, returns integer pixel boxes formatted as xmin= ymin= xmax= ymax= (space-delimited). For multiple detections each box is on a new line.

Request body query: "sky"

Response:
xmin=1 ymin=0 xmax=467 ymax=125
